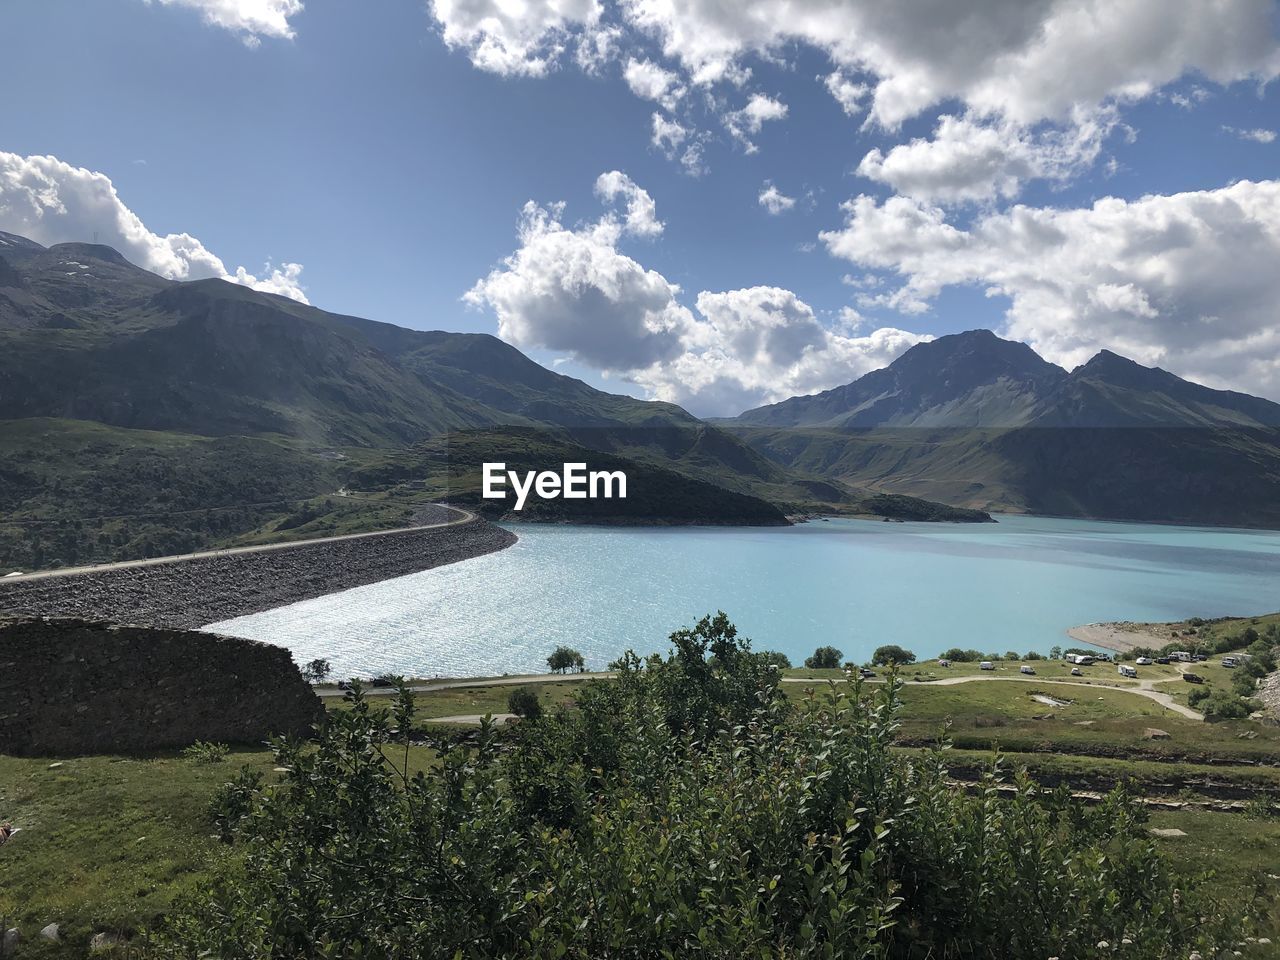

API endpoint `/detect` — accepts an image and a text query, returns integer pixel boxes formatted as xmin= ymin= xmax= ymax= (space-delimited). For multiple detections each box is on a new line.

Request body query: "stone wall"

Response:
xmin=0 ymin=618 xmax=324 ymax=756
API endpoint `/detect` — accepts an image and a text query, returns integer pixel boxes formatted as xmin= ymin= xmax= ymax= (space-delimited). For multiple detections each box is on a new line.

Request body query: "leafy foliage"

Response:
xmin=181 ymin=741 xmax=229 ymax=765
xmin=301 ymin=658 xmax=332 ymax=683
xmin=547 ymin=645 xmax=585 ymax=674
xmin=871 ymin=645 xmax=916 ymax=666
xmin=507 ymin=686 xmax=542 ymax=719
xmin=804 ymin=645 xmax=843 ymax=669
xmin=157 ymin=616 xmax=1265 ymax=960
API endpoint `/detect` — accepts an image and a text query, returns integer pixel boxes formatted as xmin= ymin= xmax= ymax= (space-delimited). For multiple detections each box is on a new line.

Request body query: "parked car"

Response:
xmin=1193 ymin=654 xmax=1208 ymax=662
xmin=1155 ymin=657 xmax=1171 ymax=665
xmin=1221 ymin=657 xmax=1239 ymax=668
xmin=1135 ymin=656 xmax=1153 ymax=665
xmin=1182 ymin=672 xmax=1204 ymax=684
xmin=1020 ymin=664 xmax=1036 ymax=675
xmin=979 ymin=661 xmax=995 ymax=671
xmin=859 ymin=668 xmax=876 ymax=679
xmin=1070 ymin=667 xmax=1083 ymax=676
xmin=938 ymin=659 xmax=951 ymax=668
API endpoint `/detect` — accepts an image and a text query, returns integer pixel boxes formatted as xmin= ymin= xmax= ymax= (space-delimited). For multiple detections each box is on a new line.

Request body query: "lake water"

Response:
xmin=206 ymin=515 xmax=1280 ymax=679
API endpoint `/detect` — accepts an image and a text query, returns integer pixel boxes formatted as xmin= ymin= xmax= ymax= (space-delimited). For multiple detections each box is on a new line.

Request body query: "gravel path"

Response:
xmin=0 ymin=513 xmax=516 ymax=629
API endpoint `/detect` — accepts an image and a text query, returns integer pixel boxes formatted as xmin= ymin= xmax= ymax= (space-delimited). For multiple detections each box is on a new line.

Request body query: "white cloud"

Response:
xmin=1223 ymin=125 xmax=1278 ymax=143
xmin=622 ymin=0 xmax=1280 ymax=128
xmin=623 ymin=57 xmax=684 ymax=108
xmin=467 ymin=180 xmax=929 ymax=415
xmin=633 ymin=287 xmax=929 ymax=414
xmin=724 ymin=93 xmax=788 ymax=153
xmin=464 ymin=193 xmax=690 ymax=370
xmin=594 ymin=170 xmax=664 ymax=237
xmin=430 ymin=0 xmax=602 ymax=76
xmin=651 ymin=112 xmax=688 ymax=153
xmin=145 ymin=0 xmax=302 ymax=46
xmin=821 ymin=180 xmax=1280 ymax=398
xmin=823 ymin=71 xmax=870 ymax=116
xmin=856 ymin=108 xmax=1117 ymax=205
xmin=758 ymin=182 xmax=796 ymax=214
xmin=0 ymin=151 xmax=308 ymax=303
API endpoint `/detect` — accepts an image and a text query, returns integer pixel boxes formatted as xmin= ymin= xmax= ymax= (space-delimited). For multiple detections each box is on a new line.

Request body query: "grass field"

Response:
xmin=4 ymin=669 xmax=1278 ymax=956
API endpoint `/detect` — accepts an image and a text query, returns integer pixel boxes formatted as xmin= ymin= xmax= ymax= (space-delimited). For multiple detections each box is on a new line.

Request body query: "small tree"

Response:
xmin=1049 ymin=645 xmax=1062 ymax=660
xmin=301 ymin=658 xmax=332 ymax=683
xmin=760 ymin=650 xmax=792 ymax=670
xmin=871 ymin=644 xmax=916 ymax=667
xmin=547 ymin=646 xmax=585 ymax=674
xmin=507 ymin=687 xmax=542 ymax=720
xmin=804 ymin=645 xmax=843 ymax=669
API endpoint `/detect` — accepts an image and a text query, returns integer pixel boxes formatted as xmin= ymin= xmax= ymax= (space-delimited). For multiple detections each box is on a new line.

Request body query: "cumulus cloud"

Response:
xmin=724 ymin=93 xmax=788 ymax=152
xmin=823 ymin=71 xmax=870 ymax=116
xmin=623 ymin=0 xmax=1280 ymax=128
xmin=430 ymin=0 xmax=601 ymax=76
xmin=758 ymin=182 xmax=796 ymax=214
xmin=145 ymin=0 xmax=303 ymax=46
xmin=464 ymin=192 xmax=689 ymax=370
xmin=594 ymin=170 xmax=663 ymax=237
xmin=0 ymin=151 xmax=308 ymax=303
xmin=856 ymin=108 xmax=1118 ymax=205
xmin=1223 ymin=125 xmax=1277 ymax=143
xmin=623 ymin=57 xmax=684 ymax=108
xmin=467 ymin=180 xmax=929 ymax=414
xmin=633 ymin=287 xmax=929 ymax=414
xmin=821 ymin=179 xmax=1280 ymax=398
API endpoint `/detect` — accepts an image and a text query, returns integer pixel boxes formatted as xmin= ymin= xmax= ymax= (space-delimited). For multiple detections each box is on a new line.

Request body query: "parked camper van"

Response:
xmin=980 ymin=661 xmax=995 ymax=671
xmin=1117 ymin=664 xmax=1138 ymax=679
xmin=1171 ymin=651 xmax=1193 ymax=662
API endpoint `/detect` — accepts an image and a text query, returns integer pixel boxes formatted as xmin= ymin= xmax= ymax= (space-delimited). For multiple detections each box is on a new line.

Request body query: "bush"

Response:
xmin=160 ymin=616 xmax=1263 ymax=960
xmin=1003 ymin=651 xmax=1021 ymax=661
xmin=182 ymin=741 xmax=229 ymax=764
xmin=1200 ymin=689 xmax=1254 ymax=720
xmin=547 ymin=645 xmax=585 ymax=674
xmin=507 ymin=687 xmax=542 ymax=720
xmin=871 ymin=644 xmax=916 ymax=666
xmin=760 ymin=650 xmax=792 ymax=670
xmin=804 ymin=645 xmax=843 ymax=669
xmin=1023 ymin=651 xmax=1045 ymax=661
xmin=300 ymin=658 xmax=332 ymax=683
xmin=1187 ymin=687 xmax=1211 ymax=707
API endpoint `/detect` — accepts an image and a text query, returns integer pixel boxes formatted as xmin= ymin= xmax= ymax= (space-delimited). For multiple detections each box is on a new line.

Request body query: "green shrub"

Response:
xmin=1200 ymin=689 xmax=1254 ymax=720
xmin=804 ymin=644 xmax=843 ymax=669
xmin=507 ymin=686 xmax=542 ymax=719
xmin=871 ymin=644 xmax=916 ymax=666
xmin=182 ymin=740 xmax=229 ymax=764
xmin=547 ymin=645 xmax=585 ymax=673
xmin=158 ymin=616 xmax=1263 ymax=960
xmin=760 ymin=650 xmax=793 ymax=670
xmin=941 ymin=647 xmax=983 ymax=662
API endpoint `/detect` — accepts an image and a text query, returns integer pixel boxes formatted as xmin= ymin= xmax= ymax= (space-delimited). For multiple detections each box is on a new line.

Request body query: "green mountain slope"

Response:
xmin=0 ymin=231 xmax=990 ymax=568
xmin=725 ymin=330 xmax=1280 ymax=527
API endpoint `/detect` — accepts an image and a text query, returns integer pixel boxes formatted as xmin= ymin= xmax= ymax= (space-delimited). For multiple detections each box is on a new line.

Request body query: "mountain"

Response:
xmin=724 ymin=330 xmax=1280 ymax=528
xmin=734 ymin=329 xmax=1067 ymax=429
xmin=0 ymin=232 xmax=989 ymax=569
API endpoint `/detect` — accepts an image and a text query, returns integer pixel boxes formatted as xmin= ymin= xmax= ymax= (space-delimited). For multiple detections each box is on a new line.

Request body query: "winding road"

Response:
xmin=6 ymin=505 xmax=475 ymax=582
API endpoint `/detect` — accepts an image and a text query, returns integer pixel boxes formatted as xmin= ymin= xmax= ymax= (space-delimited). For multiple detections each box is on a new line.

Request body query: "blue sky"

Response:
xmin=1 ymin=0 xmax=1279 ymax=414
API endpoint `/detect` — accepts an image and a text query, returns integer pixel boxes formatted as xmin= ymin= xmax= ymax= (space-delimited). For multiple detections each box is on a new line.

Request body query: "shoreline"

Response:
xmin=1065 ymin=622 xmax=1176 ymax=654
xmin=0 ymin=515 xmax=517 ymax=630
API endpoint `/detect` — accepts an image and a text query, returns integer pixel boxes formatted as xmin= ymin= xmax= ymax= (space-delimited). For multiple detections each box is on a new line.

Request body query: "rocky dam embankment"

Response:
xmin=0 ymin=515 xmax=517 ymax=629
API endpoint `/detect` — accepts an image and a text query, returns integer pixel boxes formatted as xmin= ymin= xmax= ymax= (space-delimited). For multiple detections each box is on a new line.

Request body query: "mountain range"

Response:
xmin=0 ymin=231 xmax=986 ymax=569
xmin=723 ymin=329 xmax=1280 ymax=527
xmin=4 ymin=228 xmax=1278 ymax=572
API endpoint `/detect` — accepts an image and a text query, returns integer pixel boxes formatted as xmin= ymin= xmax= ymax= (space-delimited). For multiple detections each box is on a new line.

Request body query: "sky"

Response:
xmin=1 ymin=0 xmax=1278 ymax=416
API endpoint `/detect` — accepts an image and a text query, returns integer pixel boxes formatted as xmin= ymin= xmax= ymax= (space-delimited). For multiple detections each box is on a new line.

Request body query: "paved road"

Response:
xmin=6 ymin=505 xmax=475 ymax=582
xmin=322 ymin=666 xmax=1204 ymax=721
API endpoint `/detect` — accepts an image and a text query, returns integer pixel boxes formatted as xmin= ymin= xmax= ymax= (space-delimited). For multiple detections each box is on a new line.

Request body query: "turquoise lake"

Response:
xmin=207 ymin=515 xmax=1280 ymax=679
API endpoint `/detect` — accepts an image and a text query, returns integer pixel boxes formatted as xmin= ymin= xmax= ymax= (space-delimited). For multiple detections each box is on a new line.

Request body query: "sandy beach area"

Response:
xmin=1066 ymin=622 xmax=1174 ymax=654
